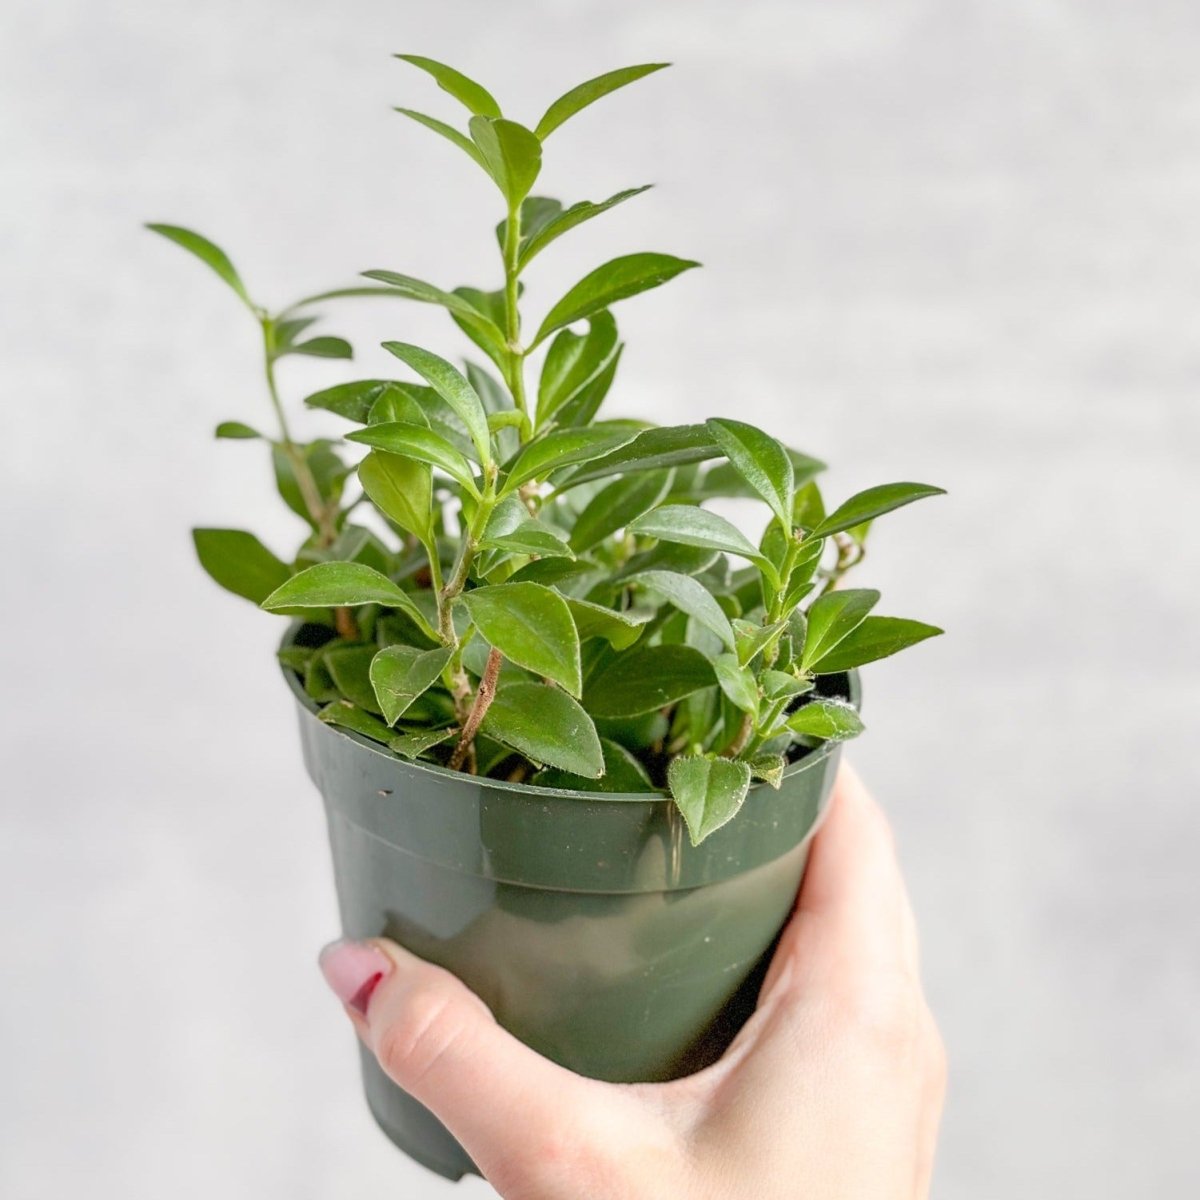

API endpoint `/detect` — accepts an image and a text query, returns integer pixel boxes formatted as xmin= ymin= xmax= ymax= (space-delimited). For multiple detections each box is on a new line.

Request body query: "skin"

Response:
xmin=329 ymin=764 xmax=946 ymax=1199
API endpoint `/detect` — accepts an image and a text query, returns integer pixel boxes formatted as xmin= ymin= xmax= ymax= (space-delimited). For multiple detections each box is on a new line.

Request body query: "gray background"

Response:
xmin=3 ymin=1 xmax=1198 ymax=1197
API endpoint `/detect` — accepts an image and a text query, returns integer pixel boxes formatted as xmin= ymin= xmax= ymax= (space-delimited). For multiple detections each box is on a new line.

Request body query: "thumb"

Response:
xmin=318 ymin=937 xmax=620 ymax=1178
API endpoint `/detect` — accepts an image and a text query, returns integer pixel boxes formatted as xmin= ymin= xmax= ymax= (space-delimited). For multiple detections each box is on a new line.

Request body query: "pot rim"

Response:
xmin=280 ymin=621 xmax=861 ymax=805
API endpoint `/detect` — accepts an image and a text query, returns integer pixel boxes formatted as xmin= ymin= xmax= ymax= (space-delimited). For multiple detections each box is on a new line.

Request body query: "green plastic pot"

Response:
xmin=283 ymin=624 xmax=859 ymax=1181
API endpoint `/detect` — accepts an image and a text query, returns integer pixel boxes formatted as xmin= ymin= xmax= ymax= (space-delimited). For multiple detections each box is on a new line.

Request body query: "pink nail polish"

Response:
xmin=319 ymin=939 xmax=390 ymax=1016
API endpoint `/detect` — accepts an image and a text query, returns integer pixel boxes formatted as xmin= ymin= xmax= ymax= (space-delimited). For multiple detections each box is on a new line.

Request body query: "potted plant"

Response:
xmin=149 ymin=55 xmax=944 ymax=1180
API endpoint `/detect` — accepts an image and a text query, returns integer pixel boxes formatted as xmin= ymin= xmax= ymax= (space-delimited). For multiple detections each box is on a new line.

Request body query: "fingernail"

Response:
xmin=319 ymin=939 xmax=390 ymax=1016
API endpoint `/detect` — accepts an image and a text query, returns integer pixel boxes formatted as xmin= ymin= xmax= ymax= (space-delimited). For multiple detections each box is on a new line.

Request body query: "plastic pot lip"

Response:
xmin=279 ymin=621 xmax=862 ymax=805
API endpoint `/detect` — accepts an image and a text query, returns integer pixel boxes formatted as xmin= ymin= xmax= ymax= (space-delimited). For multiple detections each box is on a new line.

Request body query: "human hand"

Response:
xmin=318 ymin=764 xmax=946 ymax=1199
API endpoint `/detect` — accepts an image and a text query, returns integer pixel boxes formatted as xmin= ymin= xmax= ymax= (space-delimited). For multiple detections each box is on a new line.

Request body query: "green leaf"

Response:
xmin=381 ymin=342 xmax=493 ymax=465
xmin=469 ymin=116 xmax=542 ymax=207
xmin=761 ymin=670 xmax=813 ymax=702
xmin=533 ymin=253 xmax=699 ymax=347
xmin=564 ymin=598 xmax=650 ymax=650
xmin=812 ymin=482 xmax=946 ymax=539
xmin=482 ymin=683 xmax=603 ymax=777
xmin=363 ymin=270 xmax=503 ymax=329
xmin=533 ymin=738 xmax=654 ymax=793
xmin=706 ymin=418 xmax=794 ymax=529
xmin=389 ymin=727 xmax=455 ymax=759
xmin=461 ymin=582 xmax=581 ymax=696
xmin=305 ymin=380 xmax=415 ymax=424
xmin=480 ymin=522 xmax=575 ymax=560
xmin=713 ymin=653 xmax=759 ymax=715
xmin=786 ymin=698 xmax=865 ymax=741
xmin=667 ymin=755 xmax=752 ymax=846
xmin=348 ymin=422 xmax=480 ymax=494
xmin=273 ymin=315 xmax=319 ymax=348
xmin=749 ymin=754 xmax=786 ymax=789
xmin=393 ymin=108 xmax=487 ymax=169
xmin=732 ymin=617 xmax=786 ymax=667
xmin=192 ymin=528 xmax=291 ymax=605
xmin=369 ymin=645 xmax=454 ymax=725
xmin=793 ymin=481 xmax=826 ymax=531
xmin=214 ymin=420 xmax=261 ymax=440
xmin=538 ymin=312 xmax=619 ymax=425
xmin=629 ymin=505 xmax=777 ymax=581
xmin=806 ymin=616 xmax=943 ymax=674
xmin=559 ymin=424 xmax=721 ymax=487
xmin=501 ymin=427 xmax=637 ymax=493
xmin=612 ymin=541 xmax=719 ymax=583
xmin=318 ymin=700 xmax=394 ymax=745
xmin=517 ymin=186 xmax=652 ymax=270
xmin=695 ymin=449 xmax=824 ymax=503
xmin=145 ymin=223 xmax=252 ymax=307
xmin=627 ymin=569 xmax=734 ymax=651
xmin=261 ymin=562 xmax=438 ymax=640
xmin=496 ymin=195 xmax=563 ymax=254
xmin=800 ymin=588 xmax=880 ymax=673
xmin=534 ymin=63 xmax=670 ymax=140
xmin=569 ymin=470 xmax=673 ymax=552
xmin=282 ymin=335 xmax=352 ymax=360
xmin=325 ymin=644 xmax=384 ymax=713
xmin=394 ymin=54 xmax=502 ymax=117
xmin=358 ymin=450 xmax=433 ymax=543
xmin=584 ymin=644 xmax=716 ymax=717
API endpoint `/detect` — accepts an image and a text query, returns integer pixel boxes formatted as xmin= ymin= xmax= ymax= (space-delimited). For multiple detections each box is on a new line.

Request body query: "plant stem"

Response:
xmin=262 ymin=318 xmax=357 ymax=640
xmin=500 ymin=203 xmax=530 ymax=435
xmin=448 ymin=646 xmax=502 ymax=772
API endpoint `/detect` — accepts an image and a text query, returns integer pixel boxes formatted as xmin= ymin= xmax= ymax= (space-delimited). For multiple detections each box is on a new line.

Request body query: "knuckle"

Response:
xmin=375 ymin=975 xmax=469 ymax=1088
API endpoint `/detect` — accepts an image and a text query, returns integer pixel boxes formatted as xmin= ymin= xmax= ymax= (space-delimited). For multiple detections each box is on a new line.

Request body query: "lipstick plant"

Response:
xmin=150 ymin=56 xmax=943 ymax=844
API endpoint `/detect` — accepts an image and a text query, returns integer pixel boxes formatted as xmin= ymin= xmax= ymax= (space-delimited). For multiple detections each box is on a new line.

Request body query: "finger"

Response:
xmin=318 ymin=938 xmax=639 ymax=1184
xmin=763 ymin=762 xmax=918 ymax=999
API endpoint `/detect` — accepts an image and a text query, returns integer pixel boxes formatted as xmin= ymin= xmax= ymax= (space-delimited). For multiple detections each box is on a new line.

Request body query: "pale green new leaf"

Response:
xmin=393 ymin=108 xmax=487 ymax=169
xmin=469 ymin=116 xmax=542 ymax=207
xmin=380 ymin=342 xmax=493 ymax=464
xmin=394 ymin=54 xmax=502 ymax=117
xmin=517 ymin=186 xmax=652 ymax=270
xmin=357 ymin=450 xmax=433 ymax=543
xmin=538 ymin=311 xmax=619 ymax=424
xmin=501 ymin=427 xmax=637 ymax=493
xmin=812 ymin=483 xmax=945 ymax=539
xmin=706 ymin=418 xmax=794 ymax=529
xmin=800 ymin=588 xmax=880 ymax=673
xmin=214 ymin=421 xmax=261 ymax=440
xmin=713 ymin=653 xmax=759 ymax=715
xmin=347 ymin=422 xmax=480 ymax=493
xmin=145 ymin=223 xmax=252 ymax=307
xmin=532 ymin=253 xmax=699 ymax=347
xmin=535 ymin=63 xmax=670 ymax=140
xmin=806 ymin=616 xmax=943 ymax=674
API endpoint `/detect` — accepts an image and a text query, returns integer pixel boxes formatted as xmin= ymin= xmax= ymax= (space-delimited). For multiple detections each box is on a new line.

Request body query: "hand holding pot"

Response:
xmin=319 ymin=765 xmax=946 ymax=1199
